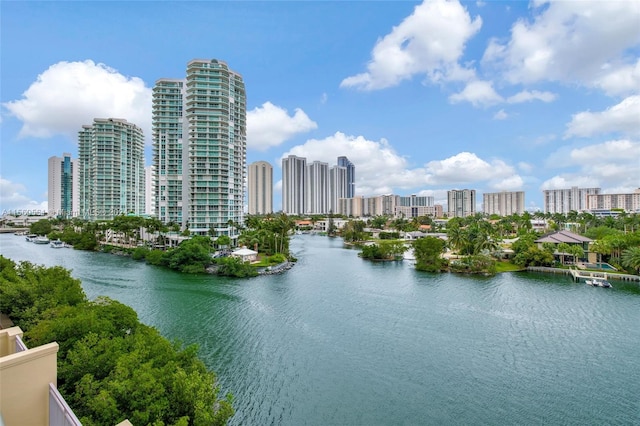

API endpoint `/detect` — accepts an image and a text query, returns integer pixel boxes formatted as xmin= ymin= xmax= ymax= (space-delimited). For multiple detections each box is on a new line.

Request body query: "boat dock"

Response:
xmin=527 ymin=266 xmax=640 ymax=282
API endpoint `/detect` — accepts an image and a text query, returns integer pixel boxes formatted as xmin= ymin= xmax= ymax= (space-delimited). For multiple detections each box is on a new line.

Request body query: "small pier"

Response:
xmin=527 ymin=266 xmax=640 ymax=282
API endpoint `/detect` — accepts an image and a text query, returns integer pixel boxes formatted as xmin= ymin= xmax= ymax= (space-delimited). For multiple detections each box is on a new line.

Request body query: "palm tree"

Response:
xmin=590 ymin=239 xmax=611 ymax=265
xmin=621 ymin=247 xmax=640 ymax=273
xmin=557 ymin=242 xmax=571 ymax=265
xmin=445 ymin=224 xmax=461 ymax=253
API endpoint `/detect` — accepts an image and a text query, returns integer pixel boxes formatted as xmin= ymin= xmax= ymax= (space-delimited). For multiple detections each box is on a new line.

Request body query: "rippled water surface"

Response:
xmin=2 ymin=234 xmax=639 ymax=425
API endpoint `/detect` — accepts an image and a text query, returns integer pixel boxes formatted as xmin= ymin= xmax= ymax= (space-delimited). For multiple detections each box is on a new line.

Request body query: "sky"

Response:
xmin=1 ymin=0 xmax=639 ymax=215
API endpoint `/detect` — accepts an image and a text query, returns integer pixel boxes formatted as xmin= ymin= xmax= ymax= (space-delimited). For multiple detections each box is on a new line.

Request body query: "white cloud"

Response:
xmin=506 ymin=90 xmax=556 ymax=104
xmin=540 ymin=175 xmax=601 ymax=191
xmin=449 ymin=80 xmax=502 ymax=107
xmin=482 ymin=1 xmax=640 ymax=92
xmin=424 ymin=152 xmax=516 ymax=184
xmin=593 ymin=59 xmax=640 ymax=97
xmin=542 ymin=139 xmax=640 ymax=192
xmin=0 ymin=177 xmax=48 ymax=213
xmin=283 ymin=135 xmax=523 ymax=196
xmin=518 ymin=162 xmax=534 ymax=173
xmin=488 ymin=174 xmax=524 ymax=191
xmin=282 ymin=132 xmax=414 ymax=195
xmin=247 ymin=102 xmax=318 ymax=151
xmin=493 ymin=109 xmax=508 ymax=120
xmin=569 ymin=139 xmax=640 ymax=163
xmin=2 ymin=60 xmax=152 ymax=143
xmin=340 ymin=0 xmax=482 ymax=90
xmin=565 ymin=95 xmax=640 ymax=138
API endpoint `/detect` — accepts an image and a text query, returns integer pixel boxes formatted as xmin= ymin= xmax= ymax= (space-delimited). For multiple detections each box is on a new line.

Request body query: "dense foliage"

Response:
xmin=0 ymin=256 xmax=234 ymax=426
xmin=359 ymin=241 xmax=406 ymax=261
xmin=412 ymin=237 xmax=447 ymax=272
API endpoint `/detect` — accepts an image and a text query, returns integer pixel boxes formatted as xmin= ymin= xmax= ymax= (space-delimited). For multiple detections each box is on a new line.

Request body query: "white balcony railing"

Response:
xmin=49 ymin=383 xmax=82 ymax=426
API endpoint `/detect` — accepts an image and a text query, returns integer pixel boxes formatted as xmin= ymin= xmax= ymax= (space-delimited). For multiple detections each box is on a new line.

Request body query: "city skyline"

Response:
xmin=1 ymin=1 xmax=639 ymax=214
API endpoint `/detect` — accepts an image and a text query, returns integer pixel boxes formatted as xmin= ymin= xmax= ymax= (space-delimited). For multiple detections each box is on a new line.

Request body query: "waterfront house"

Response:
xmin=534 ymin=230 xmax=594 ymax=263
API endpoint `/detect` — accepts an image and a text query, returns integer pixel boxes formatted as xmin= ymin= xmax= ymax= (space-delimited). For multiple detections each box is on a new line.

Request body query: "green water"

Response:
xmin=1 ymin=234 xmax=639 ymax=425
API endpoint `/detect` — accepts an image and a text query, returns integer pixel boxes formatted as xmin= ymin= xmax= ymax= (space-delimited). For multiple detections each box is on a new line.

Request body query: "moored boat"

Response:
xmin=586 ymin=278 xmax=613 ymax=288
xmin=50 ymin=239 xmax=65 ymax=248
xmin=33 ymin=236 xmax=50 ymax=244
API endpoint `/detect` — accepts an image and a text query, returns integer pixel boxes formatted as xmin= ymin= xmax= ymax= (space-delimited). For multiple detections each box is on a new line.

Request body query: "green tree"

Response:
xmin=413 ymin=237 xmax=446 ymax=272
xmin=30 ymin=218 xmax=53 ymax=236
xmin=164 ymin=236 xmax=212 ymax=273
xmin=0 ymin=258 xmax=234 ymax=426
xmin=621 ymin=247 xmax=640 ymax=274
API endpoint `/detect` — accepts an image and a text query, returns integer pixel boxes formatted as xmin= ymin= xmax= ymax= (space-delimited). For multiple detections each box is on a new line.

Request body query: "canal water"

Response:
xmin=1 ymin=233 xmax=639 ymax=425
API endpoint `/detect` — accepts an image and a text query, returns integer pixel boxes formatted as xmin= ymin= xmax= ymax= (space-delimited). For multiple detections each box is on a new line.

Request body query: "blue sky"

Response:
xmin=1 ymin=0 xmax=639 ymax=214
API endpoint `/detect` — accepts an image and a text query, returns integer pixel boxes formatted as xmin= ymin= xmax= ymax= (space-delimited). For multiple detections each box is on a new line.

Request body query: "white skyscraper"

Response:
xmin=282 ymin=155 xmax=307 ymax=215
xmin=153 ymin=78 xmax=184 ymax=225
xmin=153 ymin=59 xmax=246 ymax=237
xmin=248 ymin=161 xmax=273 ymax=215
xmin=78 ymin=118 xmax=145 ymax=221
xmin=543 ymin=187 xmax=600 ymax=214
xmin=306 ymin=161 xmax=329 ymax=214
xmin=447 ymin=189 xmax=476 ymax=218
xmin=329 ymin=165 xmax=347 ymax=214
xmin=48 ymin=153 xmax=79 ymax=218
xmin=483 ymin=191 xmax=525 ymax=216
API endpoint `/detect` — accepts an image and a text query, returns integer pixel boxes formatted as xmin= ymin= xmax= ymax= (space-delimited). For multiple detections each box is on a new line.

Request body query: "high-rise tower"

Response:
xmin=48 ymin=153 xmax=79 ymax=218
xmin=337 ymin=156 xmax=355 ymax=198
xmin=152 ymin=79 xmax=184 ymax=225
xmin=153 ymin=59 xmax=246 ymax=238
xmin=247 ymin=161 xmax=273 ymax=215
xmin=447 ymin=189 xmax=476 ymax=218
xmin=78 ymin=118 xmax=145 ymax=221
xmin=282 ymin=155 xmax=307 ymax=215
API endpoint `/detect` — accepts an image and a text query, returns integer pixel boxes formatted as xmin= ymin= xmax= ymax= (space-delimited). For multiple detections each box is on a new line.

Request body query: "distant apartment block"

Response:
xmin=362 ymin=194 xmax=399 ymax=217
xmin=483 ymin=191 xmax=525 ymax=216
xmin=47 ymin=153 xmax=79 ymax=218
xmin=337 ymin=156 xmax=355 ymax=198
xmin=587 ymin=188 xmax=640 ymax=213
xmin=282 ymin=155 xmax=307 ymax=215
xmin=338 ymin=196 xmax=364 ymax=217
xmin=306 ymin=161 xmax=329 ymax=214
xmin=329 ymin=165 xmax=347 ymax=214
xmin=282 ymin=155 xmax=354 ymax=215
xmin=247 ymin=161 xmax=273 ymax=215
xmin=447 ymin=189 xmax=476 ymax=218
xmin=395 ymin=195 xmax=437 ymax=218
xmin=78 ymin=118 xmax=145 ymax=221
xmin=543 ymin=187 xmax=600 ymax=214
xmin=153 ymin=59 xmax=247 ymax=237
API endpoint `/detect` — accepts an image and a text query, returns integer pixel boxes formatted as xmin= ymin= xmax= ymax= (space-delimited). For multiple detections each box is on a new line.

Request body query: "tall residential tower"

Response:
xmin=48 ymin=153 xmax=79 ymax=218
xmin=153 ymin=59 xmax=246 ymax=237
xmin=282 ymin=155 xmax=307 ymax=215
xmin=447 ymin=189 xmax=476 ymax=218
xmin=152 ymin=79 xmax=184 ymax=225
xmin=247 ymin=161 xmax=273 ymax=215
xmin=337 ymin=156 xmax=355 ymax=198
xmin=78 ymin=118 xmax=145 ymax=221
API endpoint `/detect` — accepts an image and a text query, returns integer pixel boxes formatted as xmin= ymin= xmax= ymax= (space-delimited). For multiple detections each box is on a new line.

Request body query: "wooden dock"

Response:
xmin=527 ymin=266 xmax=640 ymax=282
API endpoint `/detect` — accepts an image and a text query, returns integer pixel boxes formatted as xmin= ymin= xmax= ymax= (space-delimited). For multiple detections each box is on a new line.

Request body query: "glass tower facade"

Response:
xmin=78 ymin=118 xmax=145 ymax=221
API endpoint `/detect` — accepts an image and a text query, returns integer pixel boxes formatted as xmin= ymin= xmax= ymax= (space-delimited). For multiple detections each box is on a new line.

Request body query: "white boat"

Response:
xmin=25 ymin=234 xmax=37 ymax=242
xmin=50 ymin=239 xmax=65 ymax=248
xmin=33 ymin=236 xmax=50 ymax=244
xmin=586 ymin=278 xmax=613 ymax=288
